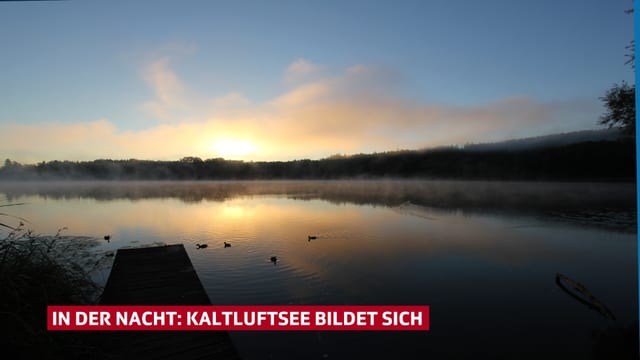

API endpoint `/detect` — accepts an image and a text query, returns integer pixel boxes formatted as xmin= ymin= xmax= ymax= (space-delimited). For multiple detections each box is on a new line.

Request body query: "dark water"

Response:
xmin=0 ymin=180 xmax=637 ymax=359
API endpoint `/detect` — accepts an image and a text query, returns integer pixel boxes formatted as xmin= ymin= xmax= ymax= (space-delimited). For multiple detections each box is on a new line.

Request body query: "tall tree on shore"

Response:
xmin=599 ymin=8 xmax=635 ymax=137
xmin=600 ymin=81 xmax=635 ymax=136
xmin=624 ymin=8 xmax=634 ymax=69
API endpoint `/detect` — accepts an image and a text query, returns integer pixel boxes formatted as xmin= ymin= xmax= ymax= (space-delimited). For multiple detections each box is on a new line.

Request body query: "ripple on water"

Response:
xmin=190 ymin=231 xmax=339 ymax=305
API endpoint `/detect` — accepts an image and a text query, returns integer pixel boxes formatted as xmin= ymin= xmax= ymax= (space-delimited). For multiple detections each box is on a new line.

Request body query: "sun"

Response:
xmin=211 ymin=139 xmax=257 ymax=158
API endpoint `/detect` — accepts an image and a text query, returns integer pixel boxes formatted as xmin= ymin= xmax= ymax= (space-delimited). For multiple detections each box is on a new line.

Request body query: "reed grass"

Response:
xmin=0 ymin=208 xmax=107 ymax=359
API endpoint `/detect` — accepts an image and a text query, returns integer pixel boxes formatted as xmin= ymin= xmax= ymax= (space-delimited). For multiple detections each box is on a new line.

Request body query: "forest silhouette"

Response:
xmin=0 ymin=132 xmax=634 ymax=181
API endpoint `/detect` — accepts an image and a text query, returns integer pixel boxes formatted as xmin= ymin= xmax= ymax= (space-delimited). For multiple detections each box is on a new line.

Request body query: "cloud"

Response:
xmin=284 ymin=58 xmax=324 ymax=84
xmin=140 ymin=57 xmax=188 ymax=119
xmin=0 ymin=58 xmax=601 ymax=163
xmin=212 ymin=92 xmax=250 ymax=108
xmin=272 ymin=83 xmax=331 ymax=108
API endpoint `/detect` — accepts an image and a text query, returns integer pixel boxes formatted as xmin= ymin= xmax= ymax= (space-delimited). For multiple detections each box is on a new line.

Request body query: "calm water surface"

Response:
xmin=0 ymin=180 xmax=636 ymax=359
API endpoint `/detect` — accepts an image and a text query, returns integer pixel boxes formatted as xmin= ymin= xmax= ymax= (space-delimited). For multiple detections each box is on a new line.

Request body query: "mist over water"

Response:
xmin=0 ymin=180 xmax=636 ymax=359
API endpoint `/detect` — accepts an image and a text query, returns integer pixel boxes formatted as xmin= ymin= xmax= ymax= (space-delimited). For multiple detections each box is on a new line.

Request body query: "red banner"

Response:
xmin=47 ymin=305 xmax=429 ymax=331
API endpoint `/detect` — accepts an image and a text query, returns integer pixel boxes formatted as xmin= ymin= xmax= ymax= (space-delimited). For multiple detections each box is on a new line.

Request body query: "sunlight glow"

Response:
xmin=221 ymin=205 xmax=246 ymax=218
xmin=211 ymin=139 xmax=257 ymax=158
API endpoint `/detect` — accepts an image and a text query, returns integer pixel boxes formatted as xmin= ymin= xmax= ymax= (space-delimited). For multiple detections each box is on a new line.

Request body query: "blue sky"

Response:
xmin=0 ymin=0 xmax=634 ymax=162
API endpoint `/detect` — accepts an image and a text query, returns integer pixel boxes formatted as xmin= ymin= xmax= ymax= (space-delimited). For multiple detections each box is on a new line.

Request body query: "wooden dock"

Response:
xmin=97 ymin=244 xmax=240 ymax=360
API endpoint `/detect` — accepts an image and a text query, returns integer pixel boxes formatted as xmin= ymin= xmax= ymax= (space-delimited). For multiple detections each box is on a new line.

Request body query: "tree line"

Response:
xmin=0 ymin=139 xmax=634 ymax=181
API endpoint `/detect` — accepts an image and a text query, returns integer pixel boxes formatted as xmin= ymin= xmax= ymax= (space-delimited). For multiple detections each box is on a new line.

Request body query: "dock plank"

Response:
xmin=96 ymin=244 xmax=240 ymax=360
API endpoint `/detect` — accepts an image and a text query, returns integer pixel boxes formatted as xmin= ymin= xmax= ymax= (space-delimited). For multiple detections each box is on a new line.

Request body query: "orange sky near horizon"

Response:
xmin=0 ymin=58 xmax=601 ymax=164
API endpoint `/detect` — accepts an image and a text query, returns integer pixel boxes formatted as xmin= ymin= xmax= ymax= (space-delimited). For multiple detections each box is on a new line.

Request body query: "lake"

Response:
xmin=0 ymin=180 xmax=637 ymax=359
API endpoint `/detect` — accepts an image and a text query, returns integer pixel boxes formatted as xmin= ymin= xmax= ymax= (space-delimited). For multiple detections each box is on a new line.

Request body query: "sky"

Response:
xmin=0 ymin=0 xmax=634 ymax=163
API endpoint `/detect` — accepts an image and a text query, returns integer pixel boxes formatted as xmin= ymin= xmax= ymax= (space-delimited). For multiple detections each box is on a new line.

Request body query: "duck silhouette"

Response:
xmin=308 ymin=235 xmax=317 ymax=241
xmin=224 ymin=242 xmax=231 ymax=248
xmin=196 ymin=243 xmax=208 ymax=249
xmin=270 ymin=256 xmax=278 ymax=264
xmin=104 ymin=235 xmax=111 ymax=243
